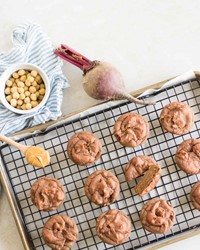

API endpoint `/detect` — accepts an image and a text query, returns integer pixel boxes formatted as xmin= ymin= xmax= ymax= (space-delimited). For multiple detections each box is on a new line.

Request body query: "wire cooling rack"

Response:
xmin=1 ymin=79 xmax=200 ymax=250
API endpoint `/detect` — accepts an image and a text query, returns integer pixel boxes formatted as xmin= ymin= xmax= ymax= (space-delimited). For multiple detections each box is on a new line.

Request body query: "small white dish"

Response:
xmin=0 ymin=63 xmax=50 ymax=114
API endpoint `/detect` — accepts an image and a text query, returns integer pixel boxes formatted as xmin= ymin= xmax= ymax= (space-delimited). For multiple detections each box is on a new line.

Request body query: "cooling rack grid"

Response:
xmin=1 ymin=79 xmax=200 ymax=250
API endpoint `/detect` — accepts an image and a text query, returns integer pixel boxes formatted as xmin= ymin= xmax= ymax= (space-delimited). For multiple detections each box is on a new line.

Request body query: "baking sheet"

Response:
xmin=1 ymin=78 xmax=200 ymax=250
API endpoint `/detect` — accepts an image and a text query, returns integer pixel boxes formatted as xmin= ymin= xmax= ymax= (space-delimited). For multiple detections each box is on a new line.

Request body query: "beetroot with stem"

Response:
xmin=54 ymin=44 xmax=155 ymax=105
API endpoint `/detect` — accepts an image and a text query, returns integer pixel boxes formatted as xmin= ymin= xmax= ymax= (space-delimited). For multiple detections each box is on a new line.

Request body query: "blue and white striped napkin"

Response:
xmin=0 ymin=23 xmax=69 ymax=136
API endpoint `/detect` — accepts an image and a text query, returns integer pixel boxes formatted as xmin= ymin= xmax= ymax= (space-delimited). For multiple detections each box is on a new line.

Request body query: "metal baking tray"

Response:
xmin=1 ymin=78 xmax=200 ymax=250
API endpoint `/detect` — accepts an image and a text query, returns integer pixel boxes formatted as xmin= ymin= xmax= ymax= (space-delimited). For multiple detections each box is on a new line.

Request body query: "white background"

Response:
xmin=0 ymin=0 xmax=200 ymax=249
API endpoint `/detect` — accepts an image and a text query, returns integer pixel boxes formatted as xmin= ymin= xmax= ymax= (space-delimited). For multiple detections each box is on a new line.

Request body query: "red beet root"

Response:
xmin=55 ymin=44 xmax=155 ymax=105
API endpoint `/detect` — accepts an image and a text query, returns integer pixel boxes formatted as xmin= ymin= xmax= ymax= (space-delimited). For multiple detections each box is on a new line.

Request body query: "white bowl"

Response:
xmin=0 ymin=63 xmax=50 ymax=114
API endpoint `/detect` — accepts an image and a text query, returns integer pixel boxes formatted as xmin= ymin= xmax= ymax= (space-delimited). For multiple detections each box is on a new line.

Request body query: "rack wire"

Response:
xmin=1 ymin=78 xmax=200 ymax=250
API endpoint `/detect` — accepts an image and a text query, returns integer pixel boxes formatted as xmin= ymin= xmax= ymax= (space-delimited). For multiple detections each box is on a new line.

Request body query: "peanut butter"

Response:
xmin=25 ymin=146 xmax=50 ymax=167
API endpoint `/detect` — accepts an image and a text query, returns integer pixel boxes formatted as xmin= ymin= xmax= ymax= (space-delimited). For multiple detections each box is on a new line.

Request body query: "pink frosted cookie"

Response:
xmin=176 ymin=138 xmax=200 ymax=174
xmin=85 ymin=170 xmax=120 ymax=206
xmin=140 ymin=198 xmax=176 ymax=234
xmin=125 ymin=155 xmax=161 ymax=196
xmin=30 ymin=176 xmax=65 ymax=211
xmin=42 ymin=214 xmax=78 ymax=250
xmin=125 ymin=155 xmax=157 ymax=181
xmin=190 ymin=181 xmax=200 ymax=210
xmin=160 ymin=102 xmax=194 ymax=135
xmin=96 ymin=209 xmax=131 ymax=245
xmin=67 ymin=131 xmax=102 ymax=166
xmin=113 ymin=112 xmax=149 ymax=147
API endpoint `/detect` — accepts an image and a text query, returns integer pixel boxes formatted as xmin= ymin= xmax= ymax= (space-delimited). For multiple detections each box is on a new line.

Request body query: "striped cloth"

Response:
xmin=0 ymin=23 xmax=69 ymax=136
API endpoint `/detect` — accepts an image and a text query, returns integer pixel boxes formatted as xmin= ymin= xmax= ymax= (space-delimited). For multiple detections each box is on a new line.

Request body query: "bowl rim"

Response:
xmin=0 ymin=63 xmax=50 ymax=114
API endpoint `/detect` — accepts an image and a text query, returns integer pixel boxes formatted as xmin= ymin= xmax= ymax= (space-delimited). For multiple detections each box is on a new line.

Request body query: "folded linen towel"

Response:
xmin=0 ymin=23 xmax=69 ymax=136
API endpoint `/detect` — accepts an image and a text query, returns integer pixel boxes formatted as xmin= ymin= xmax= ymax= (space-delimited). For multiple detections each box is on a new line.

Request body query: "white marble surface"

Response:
xmin=0 ymin=0 xmax=200 ymax=249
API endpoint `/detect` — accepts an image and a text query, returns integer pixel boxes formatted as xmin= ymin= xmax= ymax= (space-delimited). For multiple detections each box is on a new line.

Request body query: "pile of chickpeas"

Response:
xmin=4 ymin=69 xmax=46 ymax=110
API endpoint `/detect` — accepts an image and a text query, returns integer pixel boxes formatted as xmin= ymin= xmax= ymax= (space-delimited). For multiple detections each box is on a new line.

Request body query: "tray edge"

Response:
xmin=0 ymin=158 xmax=33 ymax=250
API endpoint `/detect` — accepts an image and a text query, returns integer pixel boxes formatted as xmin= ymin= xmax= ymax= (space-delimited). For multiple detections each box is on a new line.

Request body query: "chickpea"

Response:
xmin=6 ymin=95 xmax=12 ymax=102
xmin=38 ymin=95 xmax=44 ymax=101
xmin=24 ymin=97 xmax=30 ymax=104
xmin=31 ymin=101 xmax=38 ymax=108
xmin=25 ymin=91 xmax=30 ymax=97
xmin=30 ymin=94 xmax=37 ymax=101
xmin=35 ymin=75 xmax=41 ymax=82
xmin=24 ymin=90 xmax=31 ymax=97
xmin=6 ymin=80 xmax=12 ymax=87
xmin=15 ymin=79 xmax=20 ymax=84
xmin=24 ymin=86 xmax=28 ymax=91
xmin=5 ymin=87 xmax=11 ymax=95
xmin=39 ymin=88 xmax=45 ymax=95
xmin=10 ymin=99 xmax=17 ymax=107
xmin=17 ymin=100 xmax=23 ymax=106
xmin=17 ymin=81 xmax=25 ymax=88
xmin=31 ymin=70 xmax=38 ymax=77
xmin=18 ymin=69 xmax=25 ymax=76
xmin=12 ymin=83 xmax=17 ymax=87
xmin=17 ymin=87 xmax=24 ymax=94
xmin=29 ymin=86 xmax=36 ymax=93
xmin=11 ymin=87 xmax=18 ymax=93
xmin=16 ymin=105 xmax=21 ymax=109
xmin=32 ymin=81 xmax=37 ymax=87
xmin=39 ymin=83 xmax=45 ymax=89
xmin=20 ymin=75 xmax=26 ymax=82
xmin=26 ymin=103 xmax=32 ymax=110
xmin=10 ymin=77 xmax=15 ymax=83
xmin=36 ymin=85 xmax=40 ymax=90
xmin=35 ymin=91 xmax=40 ymax=97
xmin=13 ymin=92 xmax=20 ymax=99
xmin=19 ymin=93 xmax=25 ymax=100
xmin=25 ymin=80 xmax=31 ymax=86
xmin=21 ymin=104 xmax=26 ymax=110
xmin=12 ymin=72 xmax=19 ymax=79
xmin=27 ymin=75 xmax=34 ymax=83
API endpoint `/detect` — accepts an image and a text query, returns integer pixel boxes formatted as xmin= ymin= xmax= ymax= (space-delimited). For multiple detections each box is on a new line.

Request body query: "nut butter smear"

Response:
xmin=0 ymin=133 xmax=50 ymax=168
xmin=25 ymin=146 xmax=50 ymax=167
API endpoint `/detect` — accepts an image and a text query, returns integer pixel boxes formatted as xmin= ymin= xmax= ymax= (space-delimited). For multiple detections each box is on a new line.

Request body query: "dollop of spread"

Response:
xmin=25 ymin=146 xmax=50 ymax=168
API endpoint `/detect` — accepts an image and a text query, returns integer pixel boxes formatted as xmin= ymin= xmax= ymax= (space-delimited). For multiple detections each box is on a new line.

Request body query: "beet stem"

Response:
xmin=55 ymin=49 xmax=85 ymax=69
xmin=61 ymin=44 xmax=90 ymax=62
xmin=55 ymin=45 xmax=94 ymax=71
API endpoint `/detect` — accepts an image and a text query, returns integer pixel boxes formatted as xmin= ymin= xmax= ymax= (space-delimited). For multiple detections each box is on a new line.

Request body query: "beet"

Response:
xmin=55 ymin=44 xmax=155 ymax=105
